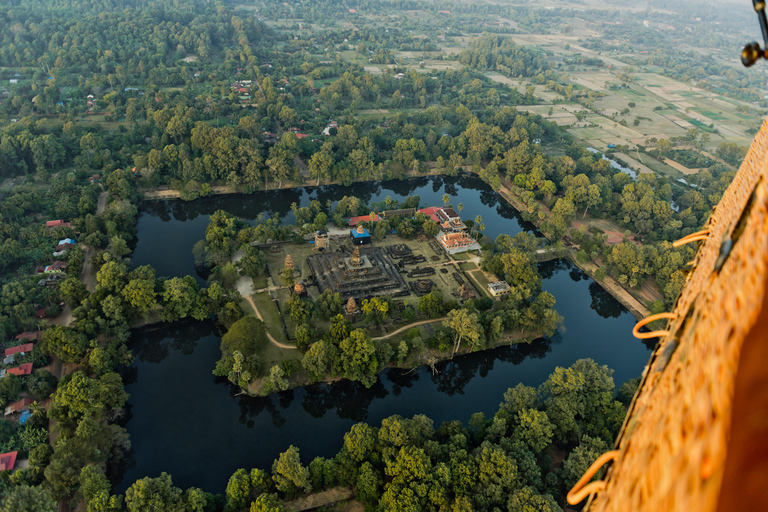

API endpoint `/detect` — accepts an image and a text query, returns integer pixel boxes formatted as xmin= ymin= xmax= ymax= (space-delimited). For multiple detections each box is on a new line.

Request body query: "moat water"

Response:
xmin=119 ymin=176 xmax=653 ymax=493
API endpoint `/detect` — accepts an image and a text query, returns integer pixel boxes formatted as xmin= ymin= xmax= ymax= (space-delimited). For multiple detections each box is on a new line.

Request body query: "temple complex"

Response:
xmin=306 ymin=245 xmax=409 ymax=300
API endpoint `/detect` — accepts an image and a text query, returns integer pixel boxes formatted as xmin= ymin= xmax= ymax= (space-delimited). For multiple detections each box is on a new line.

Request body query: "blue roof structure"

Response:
xmin=350 ymin=228 xmax=370 ymax=239
xmin=19 ymin=411 xmax=31 ymax=424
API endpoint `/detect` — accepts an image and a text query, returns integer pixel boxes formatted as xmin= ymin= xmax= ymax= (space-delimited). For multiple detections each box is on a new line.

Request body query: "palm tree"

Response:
xmin=29 ymin=401 xmax=46 ymax=420
xmin=458 ymin=203 xmax=463 ymax=215
xmin=442 ymin=194 xmax=450 ymax=207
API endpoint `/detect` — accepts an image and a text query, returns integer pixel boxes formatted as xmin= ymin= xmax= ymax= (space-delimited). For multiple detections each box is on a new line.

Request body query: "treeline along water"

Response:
xmin=120 ymin=176 xmax=652 ymax=493
xmin=131 ymin=175 xmax=534 ymax=285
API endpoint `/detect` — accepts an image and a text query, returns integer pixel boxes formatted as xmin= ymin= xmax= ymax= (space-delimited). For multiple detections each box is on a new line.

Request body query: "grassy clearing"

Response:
xmin=459 ymin=261 xmax=477 ymax=271
xmin=251 ymin=292 xmax=287 ymax=344
xmin=465 ymin=270 xmax=491 ymax=298
xmin=252 ymin=273 xmax=268 ymax=289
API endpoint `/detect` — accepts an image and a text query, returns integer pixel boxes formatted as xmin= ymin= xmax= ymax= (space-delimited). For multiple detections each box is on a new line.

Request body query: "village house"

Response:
xmin=1 ymin=362 xmax=33 ymax=377
xmin=3 ymin=343 xmax=34 ymax=365
xmin=38 ymin=274 xmax=66 ymax=287
xmin=54 ymin=238 xmax=76 ymax=256
xmin=0 ymin=452 xmax=18 ymax=472
xmin=14 ymin=332 xmax=43 ymax=342
xmin=4 ymin=398 xmax=32 ymax=416
xmin=38 ymin=261 xmax=67 ymax=274
xmin=45 ymin=219 xmax=71 ymax=229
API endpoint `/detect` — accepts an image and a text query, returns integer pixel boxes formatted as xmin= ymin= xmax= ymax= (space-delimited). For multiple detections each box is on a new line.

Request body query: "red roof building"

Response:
xmin=348 ymin=213 xmax=380 ymax=226
xmin=6 ymin=363 xmax=32 ymax=376
xmin=35 ymin=309 xmax=46 ymax=319
xmin=54 ymin=243 xmax=74 ymax=252
xmin=0 ymin=452 xmax=18 ymax=471
xmin=4 ymin=398 xmax=32 ymax=416
xmin=14 ymin=332 xmax=42 ymax=342
xmin=4 ymin=344 xmax=34 ymax=357
xmin=50 ymin=261 xmax=67 ymax=271
xmin=417 ymin=206 xmax=442 ymax=223
xmin=45 ymin=220 xmax=71 ymax=228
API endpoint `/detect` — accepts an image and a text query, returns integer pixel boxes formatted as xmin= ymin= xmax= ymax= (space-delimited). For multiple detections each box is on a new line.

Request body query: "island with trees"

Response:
xmin=193 ymin=198 xmax=561 ymax=396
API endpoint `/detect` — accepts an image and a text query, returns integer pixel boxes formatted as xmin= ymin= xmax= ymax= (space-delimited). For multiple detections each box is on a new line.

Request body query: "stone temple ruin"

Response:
xmin=306 ymin=245 xmax=410 ymax=300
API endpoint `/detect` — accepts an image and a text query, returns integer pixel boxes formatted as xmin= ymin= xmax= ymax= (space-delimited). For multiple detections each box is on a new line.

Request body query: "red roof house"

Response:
xmin=4 ymin=398 xmax=32 ymax=416
xmin=4 ymin=344 xmax=34 ymax=357
xmin=0 ymin=452 xmax=18 ymax=471
xmin=46 ymin=220 xmax=71 ymax=228
xmin=14 ymin=332 xmax=42 ymax=342
xmin=35 ymin=309 xmax=47 ymax=319
xmin=6 ymin=363 xmax=32 ymax=376
xmin=49 ymin=261 xmax=67 ymax=271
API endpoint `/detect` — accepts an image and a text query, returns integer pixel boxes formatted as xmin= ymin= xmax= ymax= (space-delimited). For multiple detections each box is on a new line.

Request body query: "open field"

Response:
xmin=250 ymin=293 xmax=288 ymax=345
xmin=612 ymin=152 xmax=654 ymax=174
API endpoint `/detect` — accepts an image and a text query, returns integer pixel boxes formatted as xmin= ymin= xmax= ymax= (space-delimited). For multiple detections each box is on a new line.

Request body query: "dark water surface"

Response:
xmin=119 ymin=177 xmax=652 ymax=494
xmin=132 ymin=175 xmax=535 ymax=285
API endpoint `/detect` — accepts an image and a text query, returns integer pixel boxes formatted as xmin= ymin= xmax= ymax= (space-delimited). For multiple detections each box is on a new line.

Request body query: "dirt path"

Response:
xmin=81 ymin=191 xmax=108 ymax=292
xmin=372 ymin=317 xmax=447 ymax=341
xmin=243 ymin=295 xmax=297 ymax=349
xmin=572 ymin=260 xmax=651 ymax=318
xmin=236 ymin=276 xmax=297 ymax=350
xmin=284 ymin=487 xmax=355 ymax=512
xmin=49 ymin=306 xmax=73 ymax=327
xmin=142 ymin=185 xmax=232 ymax=200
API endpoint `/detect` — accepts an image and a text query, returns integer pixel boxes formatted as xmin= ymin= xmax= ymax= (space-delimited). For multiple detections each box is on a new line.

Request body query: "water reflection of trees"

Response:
xmin=431 ymin=176 xmax=444 ymax=193
xmin=539 ymin=259 xmax=570 ymax=280
xmin=386 ymin=368 xmax=421 ymax=397
xmin=234 ymin=387 xmax=293 ymax=428
xmin=141 ymin=188 xmax=308 ymax=225
xmin=301 ymin=379 xmax=389 ymax=422
xmin=588 ymin=282 xmax=625 ymax=319
xmin=570 ymin=265 xmax=587 ymax=282
xmin=431 ymin=337 xmax=555 ymax=396
xmin=129 ymin=320 xmax=214 ymax=363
